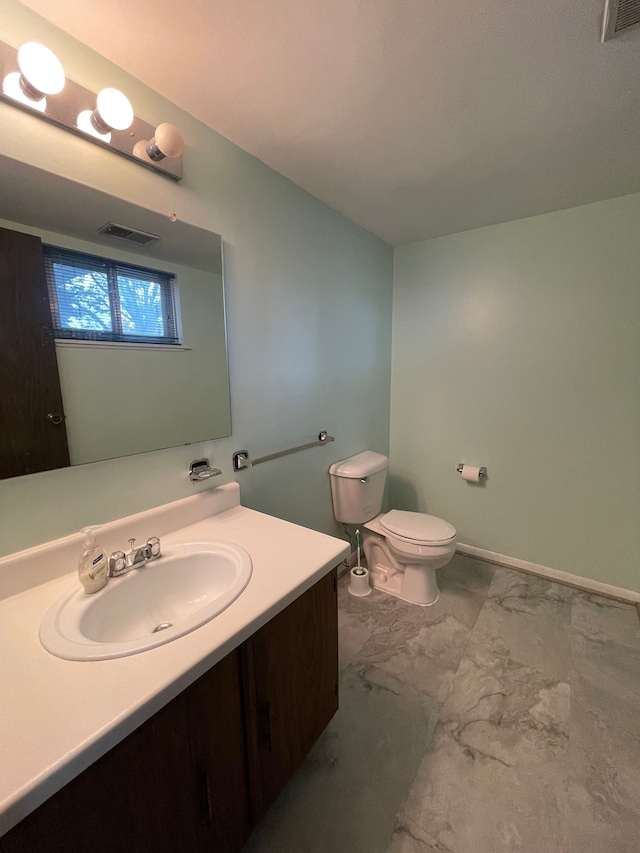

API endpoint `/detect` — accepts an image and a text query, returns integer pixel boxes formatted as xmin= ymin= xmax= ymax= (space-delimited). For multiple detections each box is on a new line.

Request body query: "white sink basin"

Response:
xmin=40 ymin=541 xmax=253 ymax=661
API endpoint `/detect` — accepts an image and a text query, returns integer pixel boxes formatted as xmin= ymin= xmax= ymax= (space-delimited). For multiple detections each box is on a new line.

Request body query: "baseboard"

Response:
xmin=456 ymin=542 xmax=640 ymax=605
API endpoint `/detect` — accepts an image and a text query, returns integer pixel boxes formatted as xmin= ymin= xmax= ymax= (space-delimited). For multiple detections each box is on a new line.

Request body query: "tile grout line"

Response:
xmin=433 ymin=575 xmax=495 ymax=717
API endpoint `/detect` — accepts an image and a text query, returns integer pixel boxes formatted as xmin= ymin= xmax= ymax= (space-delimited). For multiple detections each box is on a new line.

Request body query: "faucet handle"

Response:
xmin=109 ymin=550 xmax=126 ymax=576
xmin=128 ymin=538 xmax=136 ymax=553
xmin=147 ymin=536 xmax=161 ymax=558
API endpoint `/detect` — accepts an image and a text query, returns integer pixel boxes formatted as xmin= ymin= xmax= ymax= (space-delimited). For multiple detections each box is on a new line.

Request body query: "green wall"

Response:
xmin=0 ymin=2 xmax=393 ymax=556
xmin=391 ymin=194 xmax=640 ymax=591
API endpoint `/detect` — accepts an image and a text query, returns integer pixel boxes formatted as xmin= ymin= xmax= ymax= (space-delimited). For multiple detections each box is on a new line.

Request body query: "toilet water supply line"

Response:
xmin=353 ymin=529 xmax=365 ymax=576
xmin=347 ymin=528 xmax=371 ymax=597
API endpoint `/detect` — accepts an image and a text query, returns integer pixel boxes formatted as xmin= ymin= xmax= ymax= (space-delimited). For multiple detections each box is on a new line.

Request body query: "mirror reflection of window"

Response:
xmin=44 ymin=247 xmax=181 ymax=345
xmin=118 ymin=275 xmax=164 ymax=338
xmin=52 ymin=265 xmax=112 ymax=333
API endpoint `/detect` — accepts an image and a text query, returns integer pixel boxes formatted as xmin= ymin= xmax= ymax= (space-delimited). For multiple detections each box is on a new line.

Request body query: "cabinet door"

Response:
xmin=0 ymin=691 xmax=201 ymax=853
xmin=0 ymin=226 xmax=70 ymax=478
xmin=242 ymin=569 xmax=338 ymax=821
xmin=188 ymin=649 xmax=251 ymax=853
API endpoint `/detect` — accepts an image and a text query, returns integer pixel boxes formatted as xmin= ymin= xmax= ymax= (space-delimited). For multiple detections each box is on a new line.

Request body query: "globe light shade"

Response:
xmin=17 ymin=42 xmax=65 ymax=100
xmin=93 ymin=87 xmax=134 ymax=132
xmin=146 ymin=123 xmax=184 ymax=161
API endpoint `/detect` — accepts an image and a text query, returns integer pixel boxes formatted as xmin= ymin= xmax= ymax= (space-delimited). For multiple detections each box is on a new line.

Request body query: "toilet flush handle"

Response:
xmin=360 ymin=477 xmax=369 ymax=483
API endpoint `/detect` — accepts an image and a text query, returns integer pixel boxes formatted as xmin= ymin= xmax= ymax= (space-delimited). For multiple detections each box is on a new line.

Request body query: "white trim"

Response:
xmin=55 ymin=339 xmax=191 ymax=352
xmin=457 ymin=542 xmax=640 ymax=605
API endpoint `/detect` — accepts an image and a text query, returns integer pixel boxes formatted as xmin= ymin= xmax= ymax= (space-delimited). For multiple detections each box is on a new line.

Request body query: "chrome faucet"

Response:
xmin=109 ymin=536 xmax=161 ymax=577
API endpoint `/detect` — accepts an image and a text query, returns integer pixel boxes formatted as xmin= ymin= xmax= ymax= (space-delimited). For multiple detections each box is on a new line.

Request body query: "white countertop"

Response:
xmin=0 ymin=484 xmax=349 ymax=837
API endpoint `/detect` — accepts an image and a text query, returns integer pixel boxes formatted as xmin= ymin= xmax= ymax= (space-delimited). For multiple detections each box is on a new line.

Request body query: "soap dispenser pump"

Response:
xmin=78 ymin=526 xmax=109 ymax=593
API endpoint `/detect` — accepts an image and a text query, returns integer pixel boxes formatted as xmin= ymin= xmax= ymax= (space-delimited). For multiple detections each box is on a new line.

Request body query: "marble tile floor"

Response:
xmin=242 ymin=555 xmax=640 ymax=853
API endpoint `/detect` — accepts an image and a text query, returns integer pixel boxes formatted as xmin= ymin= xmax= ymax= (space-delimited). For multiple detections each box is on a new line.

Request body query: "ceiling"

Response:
xmin=21 ymin=0 xmax=640 ymax=246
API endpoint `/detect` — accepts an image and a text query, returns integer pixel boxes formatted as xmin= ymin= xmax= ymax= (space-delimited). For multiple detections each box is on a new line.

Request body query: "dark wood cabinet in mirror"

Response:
xmin=0 ymin=227 xmax=70 ymax=478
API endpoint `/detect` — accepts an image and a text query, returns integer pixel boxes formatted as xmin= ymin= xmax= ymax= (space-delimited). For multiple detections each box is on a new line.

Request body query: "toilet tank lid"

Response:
xmin=329 ymin=451 xmax=389 ymax=478
xmin=381 ymin=510 xmax=456 ymax=544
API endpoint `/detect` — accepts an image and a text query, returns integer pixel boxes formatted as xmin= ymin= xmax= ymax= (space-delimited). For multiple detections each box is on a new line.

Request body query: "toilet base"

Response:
xmin=363 ymin=526 xmax=445 ymax=606
xmin=368 ymin=563 xmax=440 ymax=607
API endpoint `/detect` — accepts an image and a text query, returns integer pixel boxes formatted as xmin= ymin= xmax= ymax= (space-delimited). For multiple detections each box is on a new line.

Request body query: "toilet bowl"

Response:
xmin=328 ymin=451 xmax=457 ymax=607
xmin=363 ymin=511 xmax=457 ymax=606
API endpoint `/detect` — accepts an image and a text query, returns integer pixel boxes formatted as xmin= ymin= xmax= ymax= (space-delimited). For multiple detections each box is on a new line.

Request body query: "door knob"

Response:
xmin=47 ymin=412 xmax=64 ymax=425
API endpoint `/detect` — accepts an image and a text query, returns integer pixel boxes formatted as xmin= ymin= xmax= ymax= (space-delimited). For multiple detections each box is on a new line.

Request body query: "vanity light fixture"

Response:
xmin=76 ymin=88 xmax=134 ymax=142
xmin=133 ymin=122 xmax=185 ymax=162
xmin=2 ymin=42 xmax=63 ymax=112
xmin=76 ymin=108 xmax=111 ymax=141
xmin=2 ymin=71 xmax=47 ymax=112
xmin=0 ymin=39 xmax=183 ymax=180
xmin=92 ymin=88 xmax=134 ymax=133
xmin=17 ymin=42 xmax=65 ymax=101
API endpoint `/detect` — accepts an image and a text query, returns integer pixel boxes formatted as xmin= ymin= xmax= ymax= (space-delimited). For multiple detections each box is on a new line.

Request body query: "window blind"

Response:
xmin=44 ymin=246 xmax=180 ymax=346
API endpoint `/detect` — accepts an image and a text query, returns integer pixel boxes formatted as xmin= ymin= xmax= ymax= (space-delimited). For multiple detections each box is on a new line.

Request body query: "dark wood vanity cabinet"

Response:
xmin=0 ymin=686 xmax=203 ymax=853
xmin=0 ymin=568 xmax=338 ymax=853
xmin=242 ymin=568 xmax=339 ymax=822
xmin=0 ymin=653 xmax=246 ymax=853
xmin=188 ymin=649 xmax=252 ymax=852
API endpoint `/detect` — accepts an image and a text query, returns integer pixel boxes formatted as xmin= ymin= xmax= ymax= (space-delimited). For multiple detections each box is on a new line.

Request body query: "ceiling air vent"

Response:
xmin=602 ymin=0 xmax=640 ymax=40
xmin=97 ymin=222 xmax=160 ymax=246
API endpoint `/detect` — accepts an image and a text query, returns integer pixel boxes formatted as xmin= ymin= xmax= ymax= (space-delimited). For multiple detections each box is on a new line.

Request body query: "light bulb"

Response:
xmin=145 ymin=123 xmax=184 ymax=161
xmin=91 ymin=88 xmax=134 ymax=133
xmin=3 ymin=71 xmax=46 ymax=112
xmin=17 ymin=42 xmax=65 ymax=101
xmin=77 ymin=109 xmax=111 ymax=142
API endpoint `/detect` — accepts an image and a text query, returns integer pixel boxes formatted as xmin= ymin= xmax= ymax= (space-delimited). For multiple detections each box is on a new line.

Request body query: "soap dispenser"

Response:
xmin=78 ymin=526 xmax=109 ymax=593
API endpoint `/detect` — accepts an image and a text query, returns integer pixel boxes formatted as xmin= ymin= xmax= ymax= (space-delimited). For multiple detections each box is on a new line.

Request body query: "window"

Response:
xmin=44 ymin=246 xmax=181 ymax=345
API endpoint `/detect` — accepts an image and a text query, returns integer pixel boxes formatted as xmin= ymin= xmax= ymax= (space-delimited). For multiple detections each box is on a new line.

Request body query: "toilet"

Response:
xmin=329 ymin=451 xmax=457 ymax=606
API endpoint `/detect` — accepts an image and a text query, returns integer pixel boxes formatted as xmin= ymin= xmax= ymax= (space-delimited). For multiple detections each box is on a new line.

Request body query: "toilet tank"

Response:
xmin=329 ymin=451 xmax=389 ymax=524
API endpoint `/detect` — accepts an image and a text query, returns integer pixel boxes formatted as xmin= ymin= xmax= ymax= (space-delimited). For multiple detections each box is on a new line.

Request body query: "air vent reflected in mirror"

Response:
xmin=98 ymin=222 xmax=160 ymax=246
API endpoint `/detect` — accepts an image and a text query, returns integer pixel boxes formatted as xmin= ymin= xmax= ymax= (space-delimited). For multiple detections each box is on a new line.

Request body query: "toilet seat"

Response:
xmin=380 ymin=510 xmax=456 ymax=546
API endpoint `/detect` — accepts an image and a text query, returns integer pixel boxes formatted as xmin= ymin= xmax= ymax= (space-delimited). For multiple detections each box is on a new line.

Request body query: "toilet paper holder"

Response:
xmin=456 ymin=463 xmax=488 ymax=478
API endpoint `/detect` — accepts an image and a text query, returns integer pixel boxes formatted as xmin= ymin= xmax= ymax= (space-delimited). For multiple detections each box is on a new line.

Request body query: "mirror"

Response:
xmin=0 ymin=155 xmax=231 ymax=479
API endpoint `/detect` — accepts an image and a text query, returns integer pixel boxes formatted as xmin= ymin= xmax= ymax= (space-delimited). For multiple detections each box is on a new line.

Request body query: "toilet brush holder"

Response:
xmin=348 ymin=566 xmax=371 ymax=597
